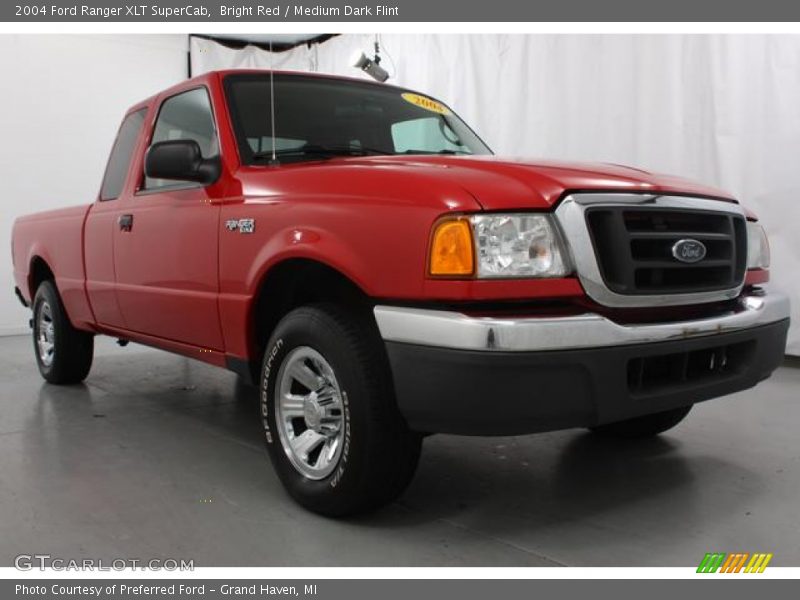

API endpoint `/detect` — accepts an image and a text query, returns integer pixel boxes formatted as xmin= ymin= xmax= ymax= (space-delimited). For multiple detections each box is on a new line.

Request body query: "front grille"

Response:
xmin=627 ymin=340 xmax=755 ymax=396
xmin=585 ymin=207 xmax=747 ymax=295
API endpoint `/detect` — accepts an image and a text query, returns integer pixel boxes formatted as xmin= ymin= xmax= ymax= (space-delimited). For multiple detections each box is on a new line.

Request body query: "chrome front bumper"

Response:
xmin=374 ymin=290 xmax=791 ymax=352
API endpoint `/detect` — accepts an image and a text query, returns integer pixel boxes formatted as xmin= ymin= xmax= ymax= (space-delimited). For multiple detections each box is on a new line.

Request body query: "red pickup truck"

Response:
xmin=12 ymin=70 xmax=790 ymax=516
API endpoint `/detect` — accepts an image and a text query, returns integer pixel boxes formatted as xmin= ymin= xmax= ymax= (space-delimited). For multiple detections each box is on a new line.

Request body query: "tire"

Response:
xmin=260 ymin=303 xmax=421 ymax=517
xmin=32 ymin=280 xmax=94 ymax=384
xmin=589 ymin=405 xmax=692 ymax=439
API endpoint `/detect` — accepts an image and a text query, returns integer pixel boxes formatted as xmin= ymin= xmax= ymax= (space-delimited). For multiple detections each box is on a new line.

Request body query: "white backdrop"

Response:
xmin=0 ymin=34 xmax=188 ymax=336
xmin=192 ymin=34 xmax=800 ymax=355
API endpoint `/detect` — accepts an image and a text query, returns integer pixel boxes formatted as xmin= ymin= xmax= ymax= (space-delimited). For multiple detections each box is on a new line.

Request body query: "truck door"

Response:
xmin=112 ymin=87 xmax=224 ymax=351
xmin=85 ymin=108 xmax=148 ymax=328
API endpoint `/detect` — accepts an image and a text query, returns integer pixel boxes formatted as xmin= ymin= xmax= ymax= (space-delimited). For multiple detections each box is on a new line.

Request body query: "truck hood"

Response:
xmin=239 ymin=155 xmax=736 ymax=213
xmin=361 ymin=155 xmax=736 ymax=210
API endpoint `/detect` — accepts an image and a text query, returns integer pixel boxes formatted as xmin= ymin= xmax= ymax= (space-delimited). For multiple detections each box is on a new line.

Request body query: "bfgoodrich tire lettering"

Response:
xmin=261 ymin=337 xmax=283 ymax=446
xmin=260 ymin=303 xmax=421 ymax=517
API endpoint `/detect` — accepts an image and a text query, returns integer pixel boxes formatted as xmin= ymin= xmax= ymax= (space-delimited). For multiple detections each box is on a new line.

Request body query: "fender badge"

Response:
xmin=225 ymin=218 xmax=255 ymax=234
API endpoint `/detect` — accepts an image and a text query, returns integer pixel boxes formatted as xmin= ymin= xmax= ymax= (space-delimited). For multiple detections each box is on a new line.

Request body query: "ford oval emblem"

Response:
xmin=671 ymin=238 xmax=707 ymax=263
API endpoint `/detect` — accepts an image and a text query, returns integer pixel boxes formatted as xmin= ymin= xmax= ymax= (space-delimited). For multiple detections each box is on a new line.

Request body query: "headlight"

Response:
xmin=746 ymin=222 xmax=770 ymax=269
xmin=472 ymin=214 xmax=571 ymax=277
xmin=429 ymin=213 xmax=571 ymax=278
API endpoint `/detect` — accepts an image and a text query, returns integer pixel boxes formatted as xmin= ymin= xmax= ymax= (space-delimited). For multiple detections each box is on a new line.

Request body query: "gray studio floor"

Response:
xmin=0 ymin=334 xmax=798 ymax=567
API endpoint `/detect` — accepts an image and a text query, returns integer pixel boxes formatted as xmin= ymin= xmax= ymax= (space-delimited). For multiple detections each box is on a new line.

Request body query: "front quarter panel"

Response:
xmin=217 ymin=165 xmax=482 ymax=358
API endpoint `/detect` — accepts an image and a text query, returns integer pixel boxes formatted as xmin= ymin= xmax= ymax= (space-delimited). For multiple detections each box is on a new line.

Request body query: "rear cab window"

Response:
xmin=99 ymin=109 xmax=147 ymax=201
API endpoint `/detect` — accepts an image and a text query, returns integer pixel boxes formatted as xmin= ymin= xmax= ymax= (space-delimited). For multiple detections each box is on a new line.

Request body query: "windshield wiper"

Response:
xmin=402 ymin=149 xmax=471 ymax=155
xmin=251 ymin=144 xmax=392 ymax=162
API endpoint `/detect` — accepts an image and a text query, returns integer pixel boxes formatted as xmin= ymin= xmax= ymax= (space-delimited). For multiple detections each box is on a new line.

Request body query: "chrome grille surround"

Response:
xmin=554 ymin=193 xmax=748 ymax=308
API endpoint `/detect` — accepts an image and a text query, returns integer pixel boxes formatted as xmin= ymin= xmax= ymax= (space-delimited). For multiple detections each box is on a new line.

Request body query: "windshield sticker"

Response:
xmin=401 ymin=93 xmax=451 ymax=115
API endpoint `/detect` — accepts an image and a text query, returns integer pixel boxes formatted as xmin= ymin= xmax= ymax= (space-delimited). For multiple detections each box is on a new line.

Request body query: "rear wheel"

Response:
xmin=260 ymin=303 xmax=421 ymax=517
xmin=32 ymin=280 xmax=94 ymax=384
xmin=589 ymin=405 xmax=692 ymax=439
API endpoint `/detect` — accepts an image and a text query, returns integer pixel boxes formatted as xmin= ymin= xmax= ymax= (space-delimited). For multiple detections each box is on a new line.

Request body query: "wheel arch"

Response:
xmin=28 ymin=255 xmax=55 ymax=298
xmin=249 ymin=257 xmax=376 ymax=367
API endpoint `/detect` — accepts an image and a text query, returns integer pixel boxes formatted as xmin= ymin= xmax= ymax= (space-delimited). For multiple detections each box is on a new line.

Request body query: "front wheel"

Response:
xmin=260 ymin=304 xmax=421 ymax=517
xmin=589 ymin=405 xmax=692 ymax=439
xmin=32 ymin=280 xmax=94 ymax=384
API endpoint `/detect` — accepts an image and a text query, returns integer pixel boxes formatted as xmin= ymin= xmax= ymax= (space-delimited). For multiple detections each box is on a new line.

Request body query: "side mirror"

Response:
xmin=144 ymin=140 xmax=220 ymax=185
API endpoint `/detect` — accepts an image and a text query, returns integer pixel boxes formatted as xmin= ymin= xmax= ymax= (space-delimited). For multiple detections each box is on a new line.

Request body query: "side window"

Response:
xmin=99 ymin=109 xmax=146 ymax=201
xmin=144 ymin=88 xmax=218 ymax=190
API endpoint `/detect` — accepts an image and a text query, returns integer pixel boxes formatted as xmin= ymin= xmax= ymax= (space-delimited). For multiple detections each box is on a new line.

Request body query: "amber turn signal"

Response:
xmin=429 ymin=218 xmax=475 ymax=276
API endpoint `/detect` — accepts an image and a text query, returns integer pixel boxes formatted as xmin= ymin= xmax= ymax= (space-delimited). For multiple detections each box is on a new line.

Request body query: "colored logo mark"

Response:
xmin=697 ymin=552 xmax=773 ymax=573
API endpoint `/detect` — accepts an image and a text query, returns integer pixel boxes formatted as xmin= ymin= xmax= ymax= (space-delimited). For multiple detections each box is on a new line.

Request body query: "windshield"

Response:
xmin=224 ymin=74 xmax=492 ymax=164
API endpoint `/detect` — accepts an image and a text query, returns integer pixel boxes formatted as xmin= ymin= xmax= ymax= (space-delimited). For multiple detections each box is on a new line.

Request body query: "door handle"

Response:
xmin=118 ymin=214 xmax=133 ymax=232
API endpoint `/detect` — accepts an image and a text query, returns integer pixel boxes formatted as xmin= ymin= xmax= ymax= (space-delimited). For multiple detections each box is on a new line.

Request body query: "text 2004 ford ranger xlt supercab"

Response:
xmin=12 ymin=71 xmax=790 ymax=515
